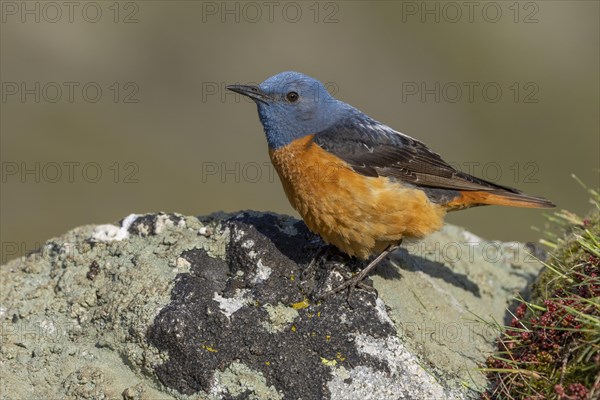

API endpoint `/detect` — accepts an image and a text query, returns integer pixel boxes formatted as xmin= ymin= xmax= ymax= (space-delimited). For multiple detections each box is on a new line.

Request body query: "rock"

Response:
xmin=0 ymin=211 xmax=544 ymax=399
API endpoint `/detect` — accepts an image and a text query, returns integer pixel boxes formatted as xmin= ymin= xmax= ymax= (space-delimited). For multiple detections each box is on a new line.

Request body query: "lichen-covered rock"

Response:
xmin=0 ymin=211 xmax=544 ymax=399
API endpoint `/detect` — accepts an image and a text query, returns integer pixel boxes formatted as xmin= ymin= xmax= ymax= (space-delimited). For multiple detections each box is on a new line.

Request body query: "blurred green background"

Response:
xmin=1 ymin=1 xmax=598 ymax=261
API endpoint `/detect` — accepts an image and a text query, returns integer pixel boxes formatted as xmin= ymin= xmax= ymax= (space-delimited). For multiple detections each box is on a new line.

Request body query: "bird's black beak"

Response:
xmin=226 ymin=84 xmax=271 ymax=104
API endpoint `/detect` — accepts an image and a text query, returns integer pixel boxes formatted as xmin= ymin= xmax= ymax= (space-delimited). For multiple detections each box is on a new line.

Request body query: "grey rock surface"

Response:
xmin=0 ymin=211 xmax=544 ymax=399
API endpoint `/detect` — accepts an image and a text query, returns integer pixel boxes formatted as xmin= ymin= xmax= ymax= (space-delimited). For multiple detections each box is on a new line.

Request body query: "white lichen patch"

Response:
xmin=213 ymin=289 xmax=252 ymax=320
xmin=328 ymin=363 xmax=463 ymax=400
xmin=154 ymin=214 xmax=174 ymax=234
xmin=327 ymin=334 xmax=464 ymax=399
xmin=174 ymin=257 xmax=191 ymax=271
xmin=234 ymin=228 xmax=246 ymax=241
xmin=91 ymin=213 xmax=138 ymax=242
xmin=374 ymin=298 xmax=395 ymax=327
xmin=241 ymin=239 xmax=255 ymax=249
xmin=198 ymin=226 xmax=213 ymax=236
xmin=252 ymin=259 xmax=272 ymax=283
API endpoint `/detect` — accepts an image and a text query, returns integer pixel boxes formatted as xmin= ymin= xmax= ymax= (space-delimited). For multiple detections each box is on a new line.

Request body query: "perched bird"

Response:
xmin=227 ymin=71 xmax=554 ymax=293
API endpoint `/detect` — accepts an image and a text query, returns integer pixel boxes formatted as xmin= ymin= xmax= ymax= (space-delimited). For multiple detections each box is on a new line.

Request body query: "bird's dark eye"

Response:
xmin=286 ymin=91 xmax=299 ymax=102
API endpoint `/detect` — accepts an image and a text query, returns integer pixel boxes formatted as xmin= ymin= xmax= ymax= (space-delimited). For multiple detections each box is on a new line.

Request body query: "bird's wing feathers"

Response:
xmin=312 ymin=115 xmax=521 ymax=194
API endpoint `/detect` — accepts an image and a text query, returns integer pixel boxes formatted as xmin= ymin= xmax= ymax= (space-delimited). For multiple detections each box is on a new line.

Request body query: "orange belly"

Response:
xmin=269 ymin=135 xmax=447 ymax=259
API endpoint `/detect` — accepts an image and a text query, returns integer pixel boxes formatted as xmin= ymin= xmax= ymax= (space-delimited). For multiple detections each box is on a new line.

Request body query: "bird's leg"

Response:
xmin=302 ymin=243 xmax=332 ymax=279
xmin=321 ymin=241 xmax=402 ymax=298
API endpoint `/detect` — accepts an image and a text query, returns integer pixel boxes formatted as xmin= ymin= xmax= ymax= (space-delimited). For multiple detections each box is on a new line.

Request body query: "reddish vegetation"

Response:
xmin=485 ymin=253 xmax=599 ymax=399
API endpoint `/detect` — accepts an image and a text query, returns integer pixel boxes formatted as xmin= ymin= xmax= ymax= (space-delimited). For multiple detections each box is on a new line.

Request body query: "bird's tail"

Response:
xmin=447 ymin=190 xmax=555 ymax=210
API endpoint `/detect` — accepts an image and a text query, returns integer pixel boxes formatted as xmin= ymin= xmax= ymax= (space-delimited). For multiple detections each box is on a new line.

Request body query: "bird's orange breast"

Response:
xmin=269 ymin=135 xmax=447 ymax=259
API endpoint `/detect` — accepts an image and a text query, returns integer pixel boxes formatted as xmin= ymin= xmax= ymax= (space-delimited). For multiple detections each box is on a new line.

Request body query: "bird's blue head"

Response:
xmin=227 ymin=71 xmax=347 ymax=149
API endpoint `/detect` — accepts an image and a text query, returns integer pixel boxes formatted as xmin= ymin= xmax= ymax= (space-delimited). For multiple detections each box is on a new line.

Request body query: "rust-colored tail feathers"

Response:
xmin=448 ymin=189 xmax=555 ymax=210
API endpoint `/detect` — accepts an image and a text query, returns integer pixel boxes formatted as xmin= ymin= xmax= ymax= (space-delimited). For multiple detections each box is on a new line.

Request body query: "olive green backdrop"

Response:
xmin=1 ymin=1 xmax=598 ymax=261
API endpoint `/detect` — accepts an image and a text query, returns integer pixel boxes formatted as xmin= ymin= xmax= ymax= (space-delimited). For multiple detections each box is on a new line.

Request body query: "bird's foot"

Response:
xmin=318 ymin=243 xmax=401 ymax=300
xmin=319 ymin=267 xmax=376 ymax=299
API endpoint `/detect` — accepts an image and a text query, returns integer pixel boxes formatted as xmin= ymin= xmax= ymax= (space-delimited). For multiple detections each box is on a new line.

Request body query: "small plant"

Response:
xmin=484 ymin=177 xmax=600 ymax=399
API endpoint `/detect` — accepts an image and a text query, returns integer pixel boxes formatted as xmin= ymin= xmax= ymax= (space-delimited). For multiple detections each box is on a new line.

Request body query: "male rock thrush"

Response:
xmin=227 ymin=71 xmax=554 ymax=294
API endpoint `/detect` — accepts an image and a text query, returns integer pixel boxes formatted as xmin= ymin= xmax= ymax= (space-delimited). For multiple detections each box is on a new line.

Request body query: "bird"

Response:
xmin=227 ymin=71 xmax=554 ymax=295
